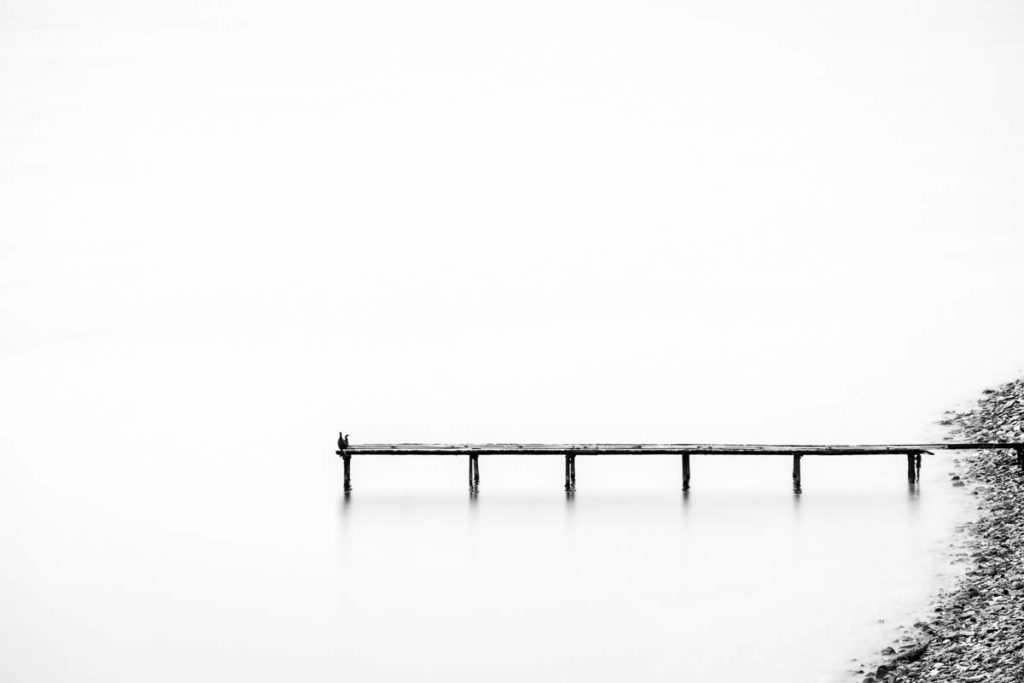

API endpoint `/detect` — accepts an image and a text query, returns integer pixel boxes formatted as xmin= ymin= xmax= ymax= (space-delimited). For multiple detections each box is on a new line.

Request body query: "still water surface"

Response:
xmin=332 ymin=456 xmax=972 ymax=683
xmin=2 ymin=415 xmax=975 ymax=683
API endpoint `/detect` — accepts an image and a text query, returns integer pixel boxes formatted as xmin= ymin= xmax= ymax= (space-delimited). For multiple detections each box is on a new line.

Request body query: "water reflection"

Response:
xmin=336 ymin=484 xmax=939 ymax=521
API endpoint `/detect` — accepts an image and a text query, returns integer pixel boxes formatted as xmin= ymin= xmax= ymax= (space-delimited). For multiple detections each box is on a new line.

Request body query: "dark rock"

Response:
xmin=894 ymin=641 xmax=930 ymax=662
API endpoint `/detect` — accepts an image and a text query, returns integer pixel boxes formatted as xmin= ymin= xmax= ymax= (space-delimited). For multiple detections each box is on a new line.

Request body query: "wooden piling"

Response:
xmin=342 ymin=454 xmax=351 ymax=492
xmin=681 ymin=453 xmax=691 ymax=492
xmin=469 ymin=453 xmax=480 ymax=492
xmin=907 ymin=453 xmax=917 ymax=484
xmin=564 ymin=454 xmax=576 ymax=491
xmin=915 ymin=453 xmax=922 ymax=481
xmin=792 ymin=454 xmax=802 ymax=494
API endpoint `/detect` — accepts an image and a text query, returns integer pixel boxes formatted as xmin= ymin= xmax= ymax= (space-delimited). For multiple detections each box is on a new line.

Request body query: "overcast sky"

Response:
xmin=3 ymin=0 xmax=1024 ymax=445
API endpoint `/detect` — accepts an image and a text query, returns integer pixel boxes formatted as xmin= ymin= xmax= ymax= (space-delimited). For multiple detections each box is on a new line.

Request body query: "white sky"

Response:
xmin=3 ymin=0 xmax=1024 ymax=444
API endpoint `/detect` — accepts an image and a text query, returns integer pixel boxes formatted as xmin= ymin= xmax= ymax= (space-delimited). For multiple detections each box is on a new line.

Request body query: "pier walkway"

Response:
xmin=334 ymin=435 xmax=1024 ymax=494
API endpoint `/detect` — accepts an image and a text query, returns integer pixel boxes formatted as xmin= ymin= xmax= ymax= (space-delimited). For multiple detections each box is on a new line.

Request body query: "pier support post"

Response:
xmin=907 ymin=453 xmax=917 ymax=484
xmin=564 ymin=454 xmax=576 ymax=491
xmin=469 ymin=454 xmax=480 ymax=493
xmin=915 ymin=453 xmax=922 ymax=481
xmin=337 ymin=432 xmax=351 ymax=493
xmin=682 ymin=453 xmax=691 ymax=492
xmin=792 ymin=454 xmax=802 ymax=494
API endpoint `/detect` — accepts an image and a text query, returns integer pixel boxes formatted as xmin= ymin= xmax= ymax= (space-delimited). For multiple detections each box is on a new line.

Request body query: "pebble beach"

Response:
xmin=855 ymin=380 xmax=1024 ymax=683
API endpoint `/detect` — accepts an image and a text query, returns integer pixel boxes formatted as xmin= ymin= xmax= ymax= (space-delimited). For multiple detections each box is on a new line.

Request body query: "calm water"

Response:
xmin=333 ymin=457 xmax=974 ymax=683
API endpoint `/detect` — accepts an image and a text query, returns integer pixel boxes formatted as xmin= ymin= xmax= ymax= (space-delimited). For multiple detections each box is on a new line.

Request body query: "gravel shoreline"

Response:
xmin=853 ymin=380 xmax=1024 ymax=683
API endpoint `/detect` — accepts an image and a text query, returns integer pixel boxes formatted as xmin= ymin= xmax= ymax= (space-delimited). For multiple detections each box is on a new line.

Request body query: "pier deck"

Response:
xmin=335 ymin=437 xmax=1024 ymax=494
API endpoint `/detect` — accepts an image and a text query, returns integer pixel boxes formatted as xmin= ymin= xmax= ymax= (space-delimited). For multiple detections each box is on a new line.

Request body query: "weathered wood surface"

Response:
xmin=337 ymin=442 xmax=1024 ymax=456
xmin=336 ymin=439 xmax=1024 ymax=493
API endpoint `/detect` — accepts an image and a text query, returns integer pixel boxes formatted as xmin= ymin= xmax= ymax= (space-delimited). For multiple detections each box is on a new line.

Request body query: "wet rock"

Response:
xmin=894 ymin=641 xmax=930 ymax=662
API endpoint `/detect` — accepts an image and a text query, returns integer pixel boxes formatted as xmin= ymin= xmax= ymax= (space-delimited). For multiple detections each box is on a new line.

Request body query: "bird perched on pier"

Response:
xmin=337 ymin=432 xmax=349 ymax=452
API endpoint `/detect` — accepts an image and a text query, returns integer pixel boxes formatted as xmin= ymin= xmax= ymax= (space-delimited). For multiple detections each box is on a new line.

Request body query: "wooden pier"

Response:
xmin=335 ymin=434 xmax=1024 ymax=494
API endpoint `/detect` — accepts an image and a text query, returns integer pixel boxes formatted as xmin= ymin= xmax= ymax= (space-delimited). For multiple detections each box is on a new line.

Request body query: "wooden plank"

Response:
xmin=343 ymin=446 xmax=930 ymax=455
xmin=339 ymin=442 xmax=1024 ymax=456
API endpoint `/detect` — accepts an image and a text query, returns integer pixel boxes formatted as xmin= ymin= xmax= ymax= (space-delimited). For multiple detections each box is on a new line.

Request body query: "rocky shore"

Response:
xmin=854 ymin=380 xmax=1024 ymax=683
